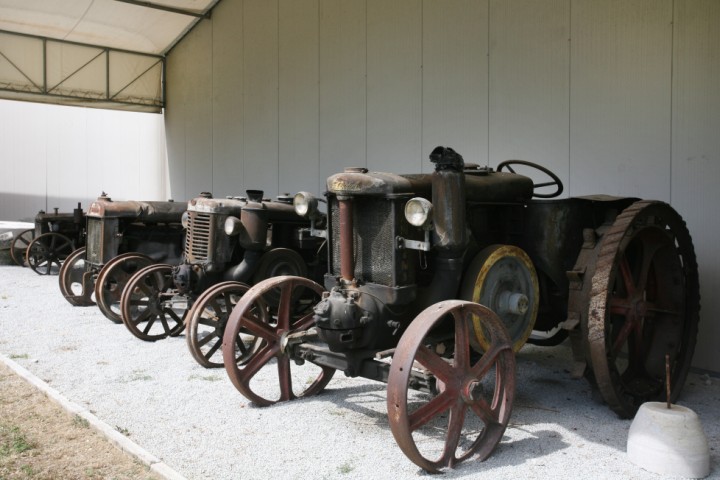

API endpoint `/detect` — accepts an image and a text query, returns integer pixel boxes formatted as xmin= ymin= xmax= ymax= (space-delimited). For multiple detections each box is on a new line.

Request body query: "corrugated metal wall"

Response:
xmin=164 ymin=0 xmax=720 ymax=371
xmin=0 ymin=99 xmax=169 ymax=221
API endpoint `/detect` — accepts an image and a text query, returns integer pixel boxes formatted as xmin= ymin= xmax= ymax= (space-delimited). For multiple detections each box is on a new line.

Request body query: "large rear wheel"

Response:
xmin=58 ymin=247 xmax=95 ymax=306
xmin=94 ymin=253 xmax=153 ymax=323
xmin=26 ymin=232 xmax=74 ymax=275
xmin=587 ymin=200 xmax=699 ymax=418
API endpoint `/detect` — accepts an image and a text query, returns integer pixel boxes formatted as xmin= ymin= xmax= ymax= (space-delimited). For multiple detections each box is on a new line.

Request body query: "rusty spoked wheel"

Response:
xmin=120 ymin=264 xmax=187 ymax=341
xmin=587 ymin=200 xmax=699 ymax=418
xmin=222 ymin=276 xmax=333 ymax=405
xmin=26 ymin=232 xmax=74 ymax=275
xmin=187 ymin=281 xmax=264 ymax=368
xmin=387 ymin=300 xmax=515 ymax=473
xmin=94 ymin=253 xmax=153 ymax=323
xmin=58 ymin=247 xmax=95 ymax=306
xmin=10 ymin=229 xmax=34 ymax=266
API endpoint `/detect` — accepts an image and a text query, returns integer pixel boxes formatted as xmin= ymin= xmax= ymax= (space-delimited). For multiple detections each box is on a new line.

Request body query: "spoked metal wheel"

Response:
xmin=10 ymin=229 xmax=34 ymax=266
xmin=26 ymin=232 xmax=74 ymax=275
xmin=94 ymin=253 xmax=153 ymax=323
xmin=222 ymin=275 xmax=333 ymax=405
xmin=387 ymin=300 xmax=515 ymax=473
xmin=120 ymin=264 xmax=187 ymax=341
xmin=187 ymin=281 xmax=264 ymax=368
xmin=587 ymin=200 xmax=699 ymax=418
xmin=58 ymin=247 xmax=95 ymax=306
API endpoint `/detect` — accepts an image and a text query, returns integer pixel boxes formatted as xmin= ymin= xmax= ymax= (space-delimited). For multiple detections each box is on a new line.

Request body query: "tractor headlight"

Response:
xmin=293 ymin=192 xmax=318 ymax=218
xmin=224 ymin=216 xmax=242 ymax=236
xmin=181 ymin=211 xmax=189 ymax=229
xmin=405 ymin=198 xmax=433 ymax=228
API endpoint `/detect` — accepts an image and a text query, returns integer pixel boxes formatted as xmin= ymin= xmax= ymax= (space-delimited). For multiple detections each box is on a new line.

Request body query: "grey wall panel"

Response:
xmin=279 ymin=0 xmax=321 ymax=197
xmin=671 ymin=0 xmax=720 ymax=372
xmin=211 ymin=0 xmax=244 ymax=198
xmin=422 ymin=0 xmax=488 ymax=171
xmin=182 ymin=20 xmax=214 ymax=201
xmin=319 ymin=0 xmax=366 ymax=182
xmin=366 ymin=0 xmax=422 ymax=173
xmin=489 ymin=0 xmax=570 ymax=193
xmin=165 ymin=20 xmax=215 ymax=203
xmin=570 ymin=0 xmax=673 ymax=200
xmin=243 ymin=0 xmax=279 ymax=196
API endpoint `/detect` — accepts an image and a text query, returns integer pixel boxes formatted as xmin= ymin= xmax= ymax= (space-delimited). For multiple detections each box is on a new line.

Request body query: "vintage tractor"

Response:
xmin=58 ymin=193 xmax=186 ymax=323
xmin=118 ymin=190 xmax=326 ymax=369
xmin=219 ymin=147 xmax=699 ymax=472
xmin=11 ymin=204 xmax=86 ymax=275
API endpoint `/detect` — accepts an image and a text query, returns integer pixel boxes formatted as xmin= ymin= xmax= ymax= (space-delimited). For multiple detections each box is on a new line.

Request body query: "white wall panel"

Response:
xmin=489 ymin=0 xmax=570 ymax=193
xmin=570 ymin=0 xmax=673 ymax=200
xmin=279 ymin=0 xmax=320 ymax=196
xmin=319 ymin=0 xmax=366 ymax=182
xmin=211 ymin=0 xmax=245 ymax=198
xmin=243 ymin=0 xmax=279 ymax=196
xmin=671 ymin=0 xmax=720 ymax=372
xmin=0 ymin=99 xmax=167 ymax=221
xmin=366 ymin=0 xmax=422 ymax=173
xmin=422 ymin=0 xmax=488 ymax=170
xmin=164 ymin=37 xmax=189 ymax=202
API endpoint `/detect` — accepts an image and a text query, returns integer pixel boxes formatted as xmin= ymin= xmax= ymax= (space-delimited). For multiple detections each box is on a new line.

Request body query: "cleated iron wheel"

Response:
xmin=26 ymin=232 xmax=74 ymax=275
xmin=186 ymin=281 xmax=264 ymax=368
xmin=58 ymin=247 xmax=95 ymax=306
xmin=587 ymin=200 xmax=699 ymax=418
xmin=10 ymin=229 xmax=34 ymax=267
xmin=95 ymin=253 xmax=153 ymax=323
xmin=222 ymin=275 xmax=333 ymax=406
xmin=120 ymin=264 xmax=187 ymax=341
xmin=387 ymin=300 xmax=515 ymax=473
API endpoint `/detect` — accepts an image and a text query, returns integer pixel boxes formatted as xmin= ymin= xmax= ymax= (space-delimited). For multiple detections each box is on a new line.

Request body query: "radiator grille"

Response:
xmin=185 ymin=212 xmax=212 ymax=262
xmin=85 ymin=217 xmax=103 ymax=265
xmin=330 ymin=196 xmax=416 ymax=287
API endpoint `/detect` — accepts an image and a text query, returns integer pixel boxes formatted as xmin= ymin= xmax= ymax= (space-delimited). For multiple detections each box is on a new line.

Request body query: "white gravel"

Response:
xmin=0 ymin=264 xmax=717 ymax=480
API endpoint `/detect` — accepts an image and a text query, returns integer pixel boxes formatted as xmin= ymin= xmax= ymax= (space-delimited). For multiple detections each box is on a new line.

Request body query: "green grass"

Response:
xmin=72 ymin=415 xmax=90 ymax=429
xmin=8 ymin=353 xmax=28 ymax=360
xmin=0 ymin=424 xmax=35 ymax=457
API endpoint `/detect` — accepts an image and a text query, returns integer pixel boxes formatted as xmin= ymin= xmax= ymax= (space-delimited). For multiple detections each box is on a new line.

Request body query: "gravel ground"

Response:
xmin=0 ymin=264 xmax=717 ymax=480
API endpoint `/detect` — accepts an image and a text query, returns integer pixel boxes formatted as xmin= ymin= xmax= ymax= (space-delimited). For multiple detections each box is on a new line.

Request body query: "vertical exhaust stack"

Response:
xmin=430 ymin=146 xmax=467 ymax=254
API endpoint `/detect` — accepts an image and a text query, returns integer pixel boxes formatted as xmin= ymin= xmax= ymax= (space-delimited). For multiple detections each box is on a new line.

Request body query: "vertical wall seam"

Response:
xmin=568 ymin=0 xmax=572 ymax=195
xmin=487 ymin=0 xmax=491 ymax=166
xmin=241 ymin=0 xmax=245 ymax=192
xmin=420 ymin=0 xmax=423 ymax=171
xmin=277 ymin=0 xmax=281 ymax=196
xmin=317 ymin=0 xmax=321 ymax=191
xmin=365 ymin=0 xmax=368 ymax=168
xmin=669 ymin=0 xmax=675 ymax=204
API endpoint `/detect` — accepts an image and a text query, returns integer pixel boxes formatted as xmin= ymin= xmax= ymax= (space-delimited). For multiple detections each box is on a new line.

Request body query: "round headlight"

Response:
xmin=404 ymin=198 xmax=433 ymax=228
xmin=224 ymin=216 xmax=242 ymax=236
xmin=181 ymin=211 xmax=189 ymax=229
xmin=293 ymin=192 xmax=318 ymax=218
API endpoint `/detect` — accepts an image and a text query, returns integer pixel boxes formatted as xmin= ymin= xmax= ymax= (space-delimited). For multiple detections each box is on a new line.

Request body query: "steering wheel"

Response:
xmin=496 ymin=160 xmax=564 ymax=199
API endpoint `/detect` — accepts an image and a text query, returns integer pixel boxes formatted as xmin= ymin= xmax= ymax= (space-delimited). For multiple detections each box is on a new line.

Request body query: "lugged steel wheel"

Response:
xmin=587 ymin=200 xmax=699 ymax=418
xmin=26 ymin=232 xmax=74 ymax=275
xmin=120 ymin=264 xmax=187 ymax=341
xmin=10 ymin=229 xmax=34 ymax=267
xmin=387 ymin=300 xmax=515 ymax=473
xmin=222 ymin=276 xmax=333 ymax=405
xmin=460 ymin=244 xmax=539 ymax=352
xmin=58 ymin=247 xmax=95 ymax=306
xmin=186 ymin=281 xmax=264 ymax=368
xmin=94 ymin=253 xmax=153 ymax=323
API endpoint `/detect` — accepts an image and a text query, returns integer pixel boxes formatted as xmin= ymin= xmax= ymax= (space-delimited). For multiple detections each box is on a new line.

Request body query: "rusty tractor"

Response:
xmin=118 ymin=190 xmax=325 ymax=369
xmin=219 ymin=147 xmax=699 ymax=472
xmin=58 ymin=193 xmax=186 ymax=323
xmin=11 ymin=204 xmax=86 ymax=275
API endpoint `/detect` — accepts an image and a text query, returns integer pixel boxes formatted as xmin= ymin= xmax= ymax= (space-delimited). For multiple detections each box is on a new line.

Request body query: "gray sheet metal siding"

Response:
xmin=164 ymin=0 xmax=720 ymax=372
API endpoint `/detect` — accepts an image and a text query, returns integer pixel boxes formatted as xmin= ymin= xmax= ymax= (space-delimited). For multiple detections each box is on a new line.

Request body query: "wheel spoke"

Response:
xmin=414 ymin=345 xmax=455 ymax=384
xmin=618 ymin=257 xmax=636 ymax=296
xmin=198 ymin=331 xmax=218 ymax=347
xmin=198 ymin=316 xmax=219 ymax=327
xmin=290 ymin=310 xmax=316 ymax=333
xmin=234 ymin=343 xmax=279 ymax=384
xmin=204 ymin=337 xmax=222 ymax=360
xmin=276 ymin=281 xmax=295 ymax=330
xmin=407 ymin=391 xmax=454 ymax=432
xmin=469 ymin=343 xmax=509 ymax=379
xmin=241 ymin=312 xmax=278 ymax=342
xmin=442 ymin=399 xmax=467 ymax=466
xmin=142 ymin=316 xmax=157 ymax=334
xmin=235 ymin=336 xmax=248 ymax=355
xmin=612 ymin=312 xmax=635 ymax=355
xmin=159 ymin=313 xmax=171 ymax=334
xmin=452 ymin=309 xmax=471 ymax=370
xmin=470 ymin=395 xmax=499 ymax=426
xmin=277 ymin=356 xmax=293 ymax=401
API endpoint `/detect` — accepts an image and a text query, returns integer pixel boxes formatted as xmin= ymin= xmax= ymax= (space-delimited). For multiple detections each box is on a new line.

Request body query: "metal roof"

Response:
xmin=0 ymin=0 xmax=220 ymax=112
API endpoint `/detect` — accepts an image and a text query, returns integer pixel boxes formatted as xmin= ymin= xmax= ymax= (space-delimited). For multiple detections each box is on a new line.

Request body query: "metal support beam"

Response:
xmin=113 ymin=0 xmax=212 ymax=18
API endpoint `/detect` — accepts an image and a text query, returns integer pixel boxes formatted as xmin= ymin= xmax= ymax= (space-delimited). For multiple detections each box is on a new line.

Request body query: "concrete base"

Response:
xmin=627 ymin=402 xmax=710 ymax=478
